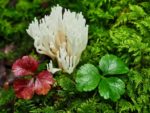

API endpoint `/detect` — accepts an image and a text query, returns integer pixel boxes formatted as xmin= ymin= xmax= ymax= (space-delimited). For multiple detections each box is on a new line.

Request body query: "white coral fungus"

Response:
xmin=26 ymin=5 xmax=88 ymax=74
xmin=47 ymin=60 xmax=61 ymax=74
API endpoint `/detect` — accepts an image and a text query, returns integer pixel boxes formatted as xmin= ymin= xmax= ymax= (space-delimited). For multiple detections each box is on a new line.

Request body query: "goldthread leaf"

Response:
xmin=35 ymin=71 xmax=55 ymax=95
xmin=12 ymin=56 xmax=38 ymax=77
xmin=99 ymin=54 xmax=129 ymax=75
xmin=75 ymin=64 xmax=100 ymax=92
xmin=98 ymin=77 xmax=125 ymax=101
xmin=13 ymin=78 xmax=34 ymax=100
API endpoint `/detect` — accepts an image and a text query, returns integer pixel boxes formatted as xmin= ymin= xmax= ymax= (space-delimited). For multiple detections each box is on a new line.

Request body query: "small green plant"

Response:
xmin=75 ymin=54 xmax=129 ymax=101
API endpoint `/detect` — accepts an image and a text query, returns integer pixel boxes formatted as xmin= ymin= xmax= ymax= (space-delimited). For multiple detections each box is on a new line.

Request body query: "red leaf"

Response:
xmin=35 ymin=71 xmax=54 ymax=95
xmin=12 ymin=56 xmax=38 ymax=76
xmin=13 ymin=78 xmax=34 ymax=100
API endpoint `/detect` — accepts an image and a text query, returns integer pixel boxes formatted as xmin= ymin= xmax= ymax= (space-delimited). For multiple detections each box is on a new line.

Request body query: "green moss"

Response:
xmin=0 ymin=0 xmax=150 ymax=112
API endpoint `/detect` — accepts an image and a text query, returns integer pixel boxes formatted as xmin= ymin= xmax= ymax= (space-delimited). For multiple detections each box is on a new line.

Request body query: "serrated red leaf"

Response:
xmin=35 ymin=71 xmax=54 ymax=95
xmin=12 ymin=56 xmax=38 ymax=76
xmin=13 ymin=78 xmax=34 ymax=100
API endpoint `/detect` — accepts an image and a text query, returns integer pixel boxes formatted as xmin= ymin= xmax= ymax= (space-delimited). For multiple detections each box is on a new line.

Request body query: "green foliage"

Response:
xmin=76 ymin=98 xmax=98 ymax=113
xmin=0 ymin=88 xmax=14 ymax=113
xmin=0 ymin=0 xmax=53 ymax=60
xmin=0 ymin=0 xmax=150 ymax=112
xmin=99 ymin=54 xmax=129 ymax=75
xmin=75 ymin=54 xmax=128 ymax=101
xmin=98 ymin=77 xmax=125 ymax=101
xmin=75 ymin=64 xmax=100 ymax=92
xmin=0 ymin=88 xmax=14 ymax=106
xmin=58 ymin=76 xmax=76 ymax=91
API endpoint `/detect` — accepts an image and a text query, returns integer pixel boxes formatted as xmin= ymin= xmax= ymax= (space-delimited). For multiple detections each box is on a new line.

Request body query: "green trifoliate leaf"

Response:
xmin=75 ymin=64 xmax=100 ymax=92
xmin=98 ymin=77 xmax=125 ymax=101
xmin=99 ymin=54 xmax=129 ymax=75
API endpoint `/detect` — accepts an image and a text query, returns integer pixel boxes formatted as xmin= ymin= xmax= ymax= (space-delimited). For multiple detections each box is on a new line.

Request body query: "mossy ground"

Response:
xmin=0 ymin=0 xmax=150 ymax=113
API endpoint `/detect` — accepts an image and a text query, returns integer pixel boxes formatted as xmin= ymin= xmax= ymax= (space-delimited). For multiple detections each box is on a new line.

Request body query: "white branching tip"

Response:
xmin=27 ymin=4 xmax=88 ymax=74
xmin=47 ymin=60 xmax=61 ymax=74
